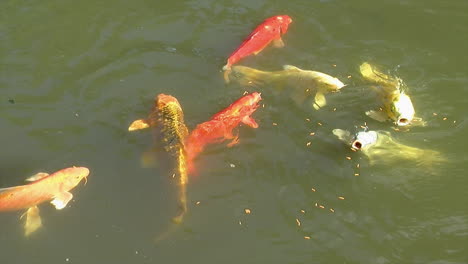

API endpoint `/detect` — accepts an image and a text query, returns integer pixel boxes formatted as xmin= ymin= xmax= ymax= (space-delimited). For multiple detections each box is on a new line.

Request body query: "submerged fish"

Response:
xmin=359 ymin=62 xmax=425 ymax=127
xmin=229 ymin=65 xmax=345 ymax=110
xmin=223 ymin=15 xmax=293 ymax=82
xmin=0 ymin=166 xmax=89 ymax=236
xmin=128 ymin=94 xmax=189 ymax=224
xmin=186 ymin=92 xmax=262 ymax=173
xmin=332 ymin=129 xmax=445 ymax=166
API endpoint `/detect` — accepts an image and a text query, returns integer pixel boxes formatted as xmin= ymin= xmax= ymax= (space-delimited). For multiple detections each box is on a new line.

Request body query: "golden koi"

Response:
xmin=0 ymin=166 xmax=89 ymax=236
xmin=333 ymin=129 xmax=445 ymax=166
xmin=359 ymin=62 xmax=425 ymax=127
xmin=129 ymin=94 xmax=189 ymax=224
xmin=228 ymin=65 xmax=345 ymax=110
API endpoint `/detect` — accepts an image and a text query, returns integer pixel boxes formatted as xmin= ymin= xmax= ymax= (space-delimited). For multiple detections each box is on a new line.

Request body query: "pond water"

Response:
xmin=1 ymin=0 xmax=467 ymax=263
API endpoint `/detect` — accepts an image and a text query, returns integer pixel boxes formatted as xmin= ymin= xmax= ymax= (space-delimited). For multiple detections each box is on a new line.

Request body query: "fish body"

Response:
xmin=229 ymin=65 xmax=345 ymax=110
xmin=0 ymin=166 xmax=89 ymax=236
xmin=128 ymin=94 xmax=189 ymax=224
xmin=186 ymin=92 xmax=262 ymax=173
xmin=332 ymin=129 xmax=445 ymax=166
xmin=359 ymin=62 xmax=424 ymax=127
xmin=223 ymin=15 xmax=292 ymax=81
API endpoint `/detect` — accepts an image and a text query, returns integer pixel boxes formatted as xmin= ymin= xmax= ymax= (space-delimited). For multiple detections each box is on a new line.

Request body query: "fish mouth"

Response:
xmin=397 ymin=118 xmax=410 ymax=126
xmin=351 ymin=140 xmax=363 ymax=150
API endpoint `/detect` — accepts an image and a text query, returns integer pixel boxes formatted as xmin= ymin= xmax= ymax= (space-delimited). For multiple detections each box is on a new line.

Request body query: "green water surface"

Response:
xmin=1 ymin=0 xmax=467 ymax=263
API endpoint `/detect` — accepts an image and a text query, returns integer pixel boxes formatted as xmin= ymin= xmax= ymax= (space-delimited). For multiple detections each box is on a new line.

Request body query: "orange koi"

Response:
xmin=0 ymin=166 xmax=89 ymax=236
xmin=223 ymin=15 xmax=293 ymax=82
xmin=186 ymin=92 xmax=262 ymax=173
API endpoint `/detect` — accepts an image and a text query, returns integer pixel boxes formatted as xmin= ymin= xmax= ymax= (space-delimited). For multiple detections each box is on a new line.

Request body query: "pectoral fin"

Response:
xmin=242 ymin=116 xmax=259 ymax=128
xmin=313 ymin=92 xmax=327 ymax=110
xmin=22 ymin=206 xmax=42 ymax=236
xmin=366 ymin=110 xmax=388 ymax=122
xmin=25 ymin=172 xmax=49 ymax=182
xmin=128 ymin=119 xmax=150 ymax=131
xmin=51 ymin=191 xmax=73 ymax=210
xmin=411 ymin=117 xmax=427 ymax=127
xmin=141 ymin=150 xmax=158 ymax=168
xmin=332 ymin=129 xmax=353 ymax=144
xmin=272 ymin=38 xmax=285 ymax=48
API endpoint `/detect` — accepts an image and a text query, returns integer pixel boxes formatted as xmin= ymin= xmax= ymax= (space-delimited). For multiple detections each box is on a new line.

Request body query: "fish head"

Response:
xmin=230 ymin=92 xmax=262 ymax=120
xmin=275 ymin=15 xmax=293 ymax=34
xmin=351 ymin=131 xmax=378 ymax=150
xmin=317 ymin=73 xmax=345 ymax=92
xmin=390 ymin=93 xmax=415 ymax=126
xmin=61 ymin=167 xmax=90 ymax=190
xmin=156 ymin=94 xmax=182 ymax=110
xmin=242 ymin=92 xmax=262 ymax=113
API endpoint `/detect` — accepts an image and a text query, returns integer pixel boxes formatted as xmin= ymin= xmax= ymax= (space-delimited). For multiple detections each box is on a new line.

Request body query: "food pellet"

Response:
xmin=310 ymin=132 xmax=315 ymax=136
xmin=305 ymin=118 xmax=311 ymax=122
xmin=346 ymin=156 xmax=352 ymax=160
xmin=244 ymin=209 xmax=251 ymax=214
xmin=443 ymin=117 xmax=447 ymax=120
xmin=300 ymin=210 xmax=305 ymax=214
xmin=272 ymin=123 xmax=278 ymax=126
xmin=330 ymin=208 xmax=335 ymax=213
xmin=304 ymin=236 xmax=311 ymax=240
xmin=338 ymin=196 xmax=345 ymax=200
xmin=296 ymin=218 xmax=301 ymax=226
xmin=317 ymin=122 xmax=323 ymax=126
xmin=311 ymin=188 xmax=316 ymax=192
xmin=196 ymin=201 xmax=201 ymax=205
xmin=306 ymin=142 xmax=311 ymax=147
xmin=319 ymin=205 xmax=325 ymax=209
xmin=354 ymin=173 xmax=359 ymax=176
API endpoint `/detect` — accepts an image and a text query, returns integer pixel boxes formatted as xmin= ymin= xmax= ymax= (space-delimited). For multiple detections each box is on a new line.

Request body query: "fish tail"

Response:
xmin=154 ymin=222 xmax=180 ymax=244
xmin=173 ymin=152 xmax=188 ymax=224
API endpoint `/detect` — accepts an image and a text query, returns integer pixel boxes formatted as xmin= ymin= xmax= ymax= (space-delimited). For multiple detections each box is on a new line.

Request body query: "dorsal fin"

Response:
xmin=25 ymin=172 xmax=49 ymax=182
xmin=0 ymin=186 xmax=23 ymax=193
xmin=283 ymin=65 xmax=301 ymax=71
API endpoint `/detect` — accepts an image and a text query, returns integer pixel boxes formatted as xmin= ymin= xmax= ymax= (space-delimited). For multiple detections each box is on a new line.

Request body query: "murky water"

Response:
xmin=1 ymin=0 xmax=467 ymax=263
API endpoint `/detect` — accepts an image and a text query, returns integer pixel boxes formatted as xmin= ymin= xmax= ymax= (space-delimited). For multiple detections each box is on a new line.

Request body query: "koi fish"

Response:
xmin=332 ymin=129 xmax=445 ymax=166
xmin=223 ymin=15 xmax=293 ymax=82
xmin=0 ymin=166 xmax=89 ymax=236
xmin=128 ymin=94 xmax=189 ymax=224
xmin=228 ymin=65 xmax=345 ymax=110
xmin=186 ymin=92 xmax=262 ymax=173
xmin=359 ymin=62 xmax=425 ymax=127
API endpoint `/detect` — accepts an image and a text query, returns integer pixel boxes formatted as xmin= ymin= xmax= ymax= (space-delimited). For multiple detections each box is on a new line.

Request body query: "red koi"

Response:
xmin=0 ymin=166 xmax=89 ymax=236
xmin=186 ymin=92 xmax=262 ymax=173
xmin=223 ymin=15 xmax=293 ymax=81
